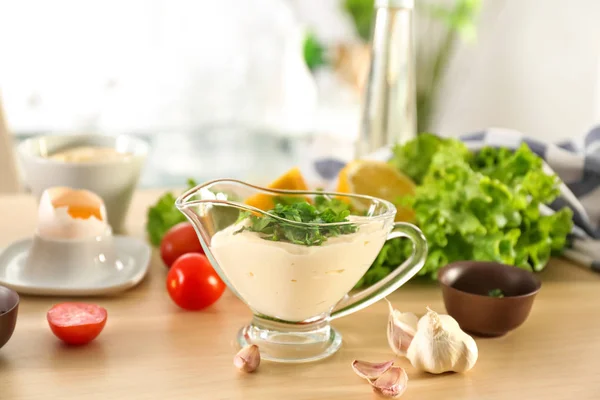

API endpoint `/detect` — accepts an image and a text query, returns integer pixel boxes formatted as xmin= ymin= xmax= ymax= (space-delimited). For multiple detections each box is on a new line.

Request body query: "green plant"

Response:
xmin=342 ymin=0 xmax=482 ymax=133
xmin=416 ymin=0 xmax=482 ymax=133
xmin=303 ymin=31 xmax=328 ymax=71
xmin=343 ymin=0 xmax=375 ymax=42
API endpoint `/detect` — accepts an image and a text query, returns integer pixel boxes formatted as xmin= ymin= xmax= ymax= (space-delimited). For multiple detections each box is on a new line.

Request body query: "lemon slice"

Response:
xmin=245 ymin=167 xmax=309 ymax=211
xmin=336 ymin=160 xmax=416 ymax=222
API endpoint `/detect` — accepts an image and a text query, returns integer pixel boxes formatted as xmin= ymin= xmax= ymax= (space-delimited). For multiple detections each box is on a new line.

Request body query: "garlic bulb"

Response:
xmin=406 ymin=307 xmax=478 ymax=374
xmin=386 ymin=299 xmax=419 ymax=357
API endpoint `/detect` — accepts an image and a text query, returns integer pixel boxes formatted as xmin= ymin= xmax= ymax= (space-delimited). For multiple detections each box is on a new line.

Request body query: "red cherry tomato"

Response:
xmin=47 ymin=303 xmax=107 ymax=345
xmin=160 ymin=222 xmax=204 ymax=268
xmin=166 ymin=253 xmax=225 ymax=310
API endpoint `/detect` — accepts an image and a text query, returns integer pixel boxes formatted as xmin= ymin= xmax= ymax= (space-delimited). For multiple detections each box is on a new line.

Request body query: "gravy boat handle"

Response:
xmin=330 ymin=222 xmax=427 ymax=320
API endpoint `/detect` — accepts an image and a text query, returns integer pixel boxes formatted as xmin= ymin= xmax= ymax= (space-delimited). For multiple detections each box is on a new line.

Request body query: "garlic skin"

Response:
xmin=386 ymin=299 xmax=419 ymax=357
xmin=352 ymin=360 xmax=394 ymax=380
xmin=406 ymin=308 xmax=478 ymax=374
xmin=234 ymin=345 xmax=261 ymax=373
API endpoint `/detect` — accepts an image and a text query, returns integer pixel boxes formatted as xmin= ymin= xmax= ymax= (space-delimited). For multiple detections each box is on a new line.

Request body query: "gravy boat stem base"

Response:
xmin=237 ymin=314 xmax=342 ymax=363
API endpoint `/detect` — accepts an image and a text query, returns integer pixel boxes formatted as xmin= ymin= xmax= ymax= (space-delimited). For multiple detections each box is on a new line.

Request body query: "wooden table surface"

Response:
xmin=0 ymin=190 xmax=599 ymax=400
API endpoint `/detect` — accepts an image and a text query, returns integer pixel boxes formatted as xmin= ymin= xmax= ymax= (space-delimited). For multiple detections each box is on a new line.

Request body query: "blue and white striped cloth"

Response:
xmin=310 ymin=127 xmax=600 ymax=273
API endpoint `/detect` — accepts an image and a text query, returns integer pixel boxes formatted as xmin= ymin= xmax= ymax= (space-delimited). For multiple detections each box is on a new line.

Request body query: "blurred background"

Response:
xmin=2 ymin=0 xmax=600 ymax=188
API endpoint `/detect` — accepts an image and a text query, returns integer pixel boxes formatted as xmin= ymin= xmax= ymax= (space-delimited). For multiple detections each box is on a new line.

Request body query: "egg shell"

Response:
xmin=37 ymin=187 xmax=109 ymax=240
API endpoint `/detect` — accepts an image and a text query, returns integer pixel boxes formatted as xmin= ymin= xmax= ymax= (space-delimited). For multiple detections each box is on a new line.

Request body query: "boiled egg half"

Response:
xmin=37 ymin=187 xmax=109 ymax=240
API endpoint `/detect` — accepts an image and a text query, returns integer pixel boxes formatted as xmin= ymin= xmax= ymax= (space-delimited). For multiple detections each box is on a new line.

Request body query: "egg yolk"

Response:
xmin=50 ymin=191 xmax=104 ymax=221
xmin=64 ymin=205 xmax=103 ymax=221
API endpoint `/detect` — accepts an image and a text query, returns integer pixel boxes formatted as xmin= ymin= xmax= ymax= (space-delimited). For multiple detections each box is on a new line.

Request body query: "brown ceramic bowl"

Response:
xmin=0 ymin=285 xmax=19 ymax=349
xmin=438 ymin=261 xmax=541 ymax=337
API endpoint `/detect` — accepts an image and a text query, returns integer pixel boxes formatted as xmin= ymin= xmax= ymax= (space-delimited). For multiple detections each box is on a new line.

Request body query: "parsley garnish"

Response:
xmin=488 ymin=288 xmax=505 ymax=298
xmin=236 ymin=197 xmax=357 ymax=246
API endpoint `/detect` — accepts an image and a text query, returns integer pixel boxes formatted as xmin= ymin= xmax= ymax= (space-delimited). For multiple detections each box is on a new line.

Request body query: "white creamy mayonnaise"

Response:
xmin=210 ymin=216 xmax=389 ymax=321
xmin=48 ymin=146 xmax=131 ymax=163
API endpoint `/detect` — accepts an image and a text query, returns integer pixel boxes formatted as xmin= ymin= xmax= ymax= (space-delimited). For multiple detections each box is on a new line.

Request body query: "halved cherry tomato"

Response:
xmin=166 ymin=253 xmax=225 ymax=310
xmin=47 ymin=303 xmax=107 ymax=345
xmin=160 ymin=222 xmax=204 ymax=268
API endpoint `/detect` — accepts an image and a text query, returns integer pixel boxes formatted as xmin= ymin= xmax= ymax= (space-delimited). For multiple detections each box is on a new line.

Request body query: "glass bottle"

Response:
xmin=356 ymin=0 xmax=416 ymax=157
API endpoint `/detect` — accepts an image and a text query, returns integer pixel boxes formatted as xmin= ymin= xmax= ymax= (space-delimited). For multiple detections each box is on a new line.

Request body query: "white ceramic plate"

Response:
xmin=0 ymin=236 xmax=151 ymax=296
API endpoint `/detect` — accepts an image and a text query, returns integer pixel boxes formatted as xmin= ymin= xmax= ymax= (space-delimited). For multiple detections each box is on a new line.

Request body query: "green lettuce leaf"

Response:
xmin=146 ymin=179 xmax=198 ymax=246
xmin=389 ymin=133 xmax=471 ymax=184
xmin=357 ymin=135 xmax=573 ymax=286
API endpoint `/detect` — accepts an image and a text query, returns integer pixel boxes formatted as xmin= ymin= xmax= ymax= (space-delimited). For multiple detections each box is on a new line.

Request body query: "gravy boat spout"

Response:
xmin=175 ymin=179 xmax=427 ymax=363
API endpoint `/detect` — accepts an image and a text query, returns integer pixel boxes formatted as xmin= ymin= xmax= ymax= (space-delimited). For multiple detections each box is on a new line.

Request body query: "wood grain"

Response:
xmin=0 ymin=191 xmax=599 ymax=400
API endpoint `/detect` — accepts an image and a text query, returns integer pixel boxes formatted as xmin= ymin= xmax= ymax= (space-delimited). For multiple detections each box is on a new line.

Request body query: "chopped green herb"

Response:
xmin=274 ymin=194 xmax=353 ymax=214
xmin=237 ymin=199 xmax=357 ymax=246
xmin=272 ymin=196 xmax=308 ymax=206
xmin=314 ymin=194 xmax=354 ymax=214
xmin=488 ymin=288 xmax=505 ymax=298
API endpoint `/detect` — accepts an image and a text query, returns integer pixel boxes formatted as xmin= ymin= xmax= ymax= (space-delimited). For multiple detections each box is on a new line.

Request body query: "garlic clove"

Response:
xmin=351 ymin=359 xmax=395 ymax=380
xmin=369 ymin=366 xmax=408 ymax=398
xmin=234 ymin=344 xmax=261 ymax=373
xmin=386 ymin=299 xmax=419 ymax=356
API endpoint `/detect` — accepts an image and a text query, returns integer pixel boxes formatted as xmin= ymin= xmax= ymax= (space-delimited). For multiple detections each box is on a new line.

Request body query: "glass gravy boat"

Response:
xmin=176 ymin=179 xmax=427 ymax=363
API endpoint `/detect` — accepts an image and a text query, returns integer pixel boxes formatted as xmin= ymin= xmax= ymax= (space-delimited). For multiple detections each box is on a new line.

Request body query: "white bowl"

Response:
xmin=18 ymin=134 xmax=149 ymax=233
